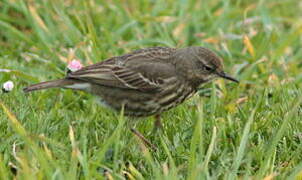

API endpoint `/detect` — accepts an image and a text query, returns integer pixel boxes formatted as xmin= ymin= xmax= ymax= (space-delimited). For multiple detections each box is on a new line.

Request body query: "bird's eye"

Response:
xmin=204 ymin=65 xmax=213 ymax=72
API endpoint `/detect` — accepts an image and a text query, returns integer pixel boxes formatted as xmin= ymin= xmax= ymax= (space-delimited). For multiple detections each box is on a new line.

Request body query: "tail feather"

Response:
xmin=23 ymin=79 xmax=76 ymax=93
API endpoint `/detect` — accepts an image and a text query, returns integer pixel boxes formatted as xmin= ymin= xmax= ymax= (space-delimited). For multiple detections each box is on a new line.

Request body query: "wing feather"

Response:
xmin=67 ymin=64 xmax=160 ymax=91
xmin=67 ymin=47 xmax=176 ymax=91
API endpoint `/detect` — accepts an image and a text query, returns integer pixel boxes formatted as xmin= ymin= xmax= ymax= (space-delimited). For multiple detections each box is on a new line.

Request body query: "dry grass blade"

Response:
xmin=243 ymin=35 xmax=255 ymax=57
xmin=0 ymin=101 xmax=27 ymax=137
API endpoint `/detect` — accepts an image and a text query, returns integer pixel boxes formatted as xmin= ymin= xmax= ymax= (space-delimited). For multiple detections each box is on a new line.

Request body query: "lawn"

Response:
xmin=1 ymin=0 xmax=302 ymax=179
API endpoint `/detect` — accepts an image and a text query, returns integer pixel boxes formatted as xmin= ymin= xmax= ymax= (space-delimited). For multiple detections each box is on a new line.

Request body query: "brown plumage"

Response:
xmin=24 ymin=46 xmax=238 ymax=118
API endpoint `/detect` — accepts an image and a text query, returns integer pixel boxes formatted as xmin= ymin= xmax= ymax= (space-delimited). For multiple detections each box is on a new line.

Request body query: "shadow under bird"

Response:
xmin=24 ymin=46 xmax=238 ymax=148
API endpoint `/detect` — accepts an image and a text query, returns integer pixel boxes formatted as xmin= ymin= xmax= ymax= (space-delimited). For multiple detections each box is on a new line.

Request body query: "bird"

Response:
xmin=24 ymin=46 xmax=238 ymax=148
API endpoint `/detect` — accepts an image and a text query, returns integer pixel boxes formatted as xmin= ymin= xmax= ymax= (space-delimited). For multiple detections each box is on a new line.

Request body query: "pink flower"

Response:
xmin=67 ymin=60 xmax=83 ymax=72
xmin=3 ymin=80 xmax=14 ymax=92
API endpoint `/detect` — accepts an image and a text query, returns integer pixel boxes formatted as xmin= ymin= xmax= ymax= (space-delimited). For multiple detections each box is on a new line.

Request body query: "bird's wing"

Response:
xmin=67 ymin=47 xmax=176 ymax=92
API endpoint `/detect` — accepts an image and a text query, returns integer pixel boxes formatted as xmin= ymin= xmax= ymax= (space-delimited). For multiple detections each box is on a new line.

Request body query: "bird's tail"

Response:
xmin=23 ymin=79 xmax=77 ymax=92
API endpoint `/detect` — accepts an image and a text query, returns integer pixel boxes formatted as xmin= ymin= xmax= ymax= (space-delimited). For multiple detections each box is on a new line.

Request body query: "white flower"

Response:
xmin=67 ymin=59 xmax=83 ymax=72
xmin=3 ymin=81 xmax=14 ymax=92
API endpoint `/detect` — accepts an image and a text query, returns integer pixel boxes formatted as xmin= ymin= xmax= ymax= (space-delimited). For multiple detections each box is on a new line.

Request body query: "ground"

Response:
xmin=0 ymin=0 xmax=302 ymax=179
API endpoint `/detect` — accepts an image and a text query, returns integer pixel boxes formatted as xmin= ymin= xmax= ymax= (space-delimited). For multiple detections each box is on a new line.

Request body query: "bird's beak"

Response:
xmin=217 ymin=72 xmax=239 ymax=83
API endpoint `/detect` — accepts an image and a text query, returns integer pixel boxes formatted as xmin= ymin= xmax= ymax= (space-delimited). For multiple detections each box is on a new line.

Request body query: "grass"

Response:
xmin=1 ymin=0 xmax=302 ymax=179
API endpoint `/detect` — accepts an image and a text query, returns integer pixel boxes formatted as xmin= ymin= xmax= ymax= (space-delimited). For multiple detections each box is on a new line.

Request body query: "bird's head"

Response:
xmin=174 ymin=46 xmax=238 ymax=87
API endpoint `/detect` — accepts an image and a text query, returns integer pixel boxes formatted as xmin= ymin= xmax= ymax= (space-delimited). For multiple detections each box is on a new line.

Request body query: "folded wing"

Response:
xmin=67 ymin=64 xmax=159 ymax=91
xmin=67 ymin=47 xmax=176 ymax=92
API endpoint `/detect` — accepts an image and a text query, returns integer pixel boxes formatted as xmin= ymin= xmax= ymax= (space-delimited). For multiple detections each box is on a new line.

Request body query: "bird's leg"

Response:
xmin=130 ymin=128 xmax=157 ymax=151
xmin=130 ymin=115 xmax=163 ymax=151
xmin=153 ymin=114 xmax=163 ymax=132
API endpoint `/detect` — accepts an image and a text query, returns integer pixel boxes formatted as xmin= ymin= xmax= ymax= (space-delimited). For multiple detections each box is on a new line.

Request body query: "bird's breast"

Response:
xmin=154 ymin=80 xmax=195 ymax=112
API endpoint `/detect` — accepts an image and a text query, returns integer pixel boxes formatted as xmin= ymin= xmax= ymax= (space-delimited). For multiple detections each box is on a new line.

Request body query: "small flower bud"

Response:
xmin=67 ymin=60 xmax=83 ymax=72
xmin=2 ymin=80 xmax=14 ymax=92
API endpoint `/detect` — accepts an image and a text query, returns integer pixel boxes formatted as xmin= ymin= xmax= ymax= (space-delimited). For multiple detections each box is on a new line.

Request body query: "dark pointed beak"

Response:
xmin=217 ymin=72 xmax=239 ymax=83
